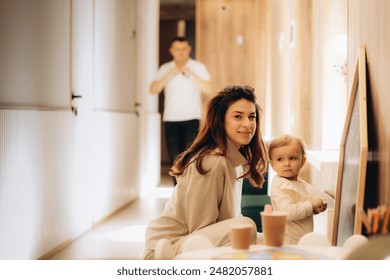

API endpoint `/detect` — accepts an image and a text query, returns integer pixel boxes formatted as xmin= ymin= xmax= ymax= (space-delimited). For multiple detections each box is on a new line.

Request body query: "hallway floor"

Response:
xmin=49 ymin=176 xmax=173 ymax=260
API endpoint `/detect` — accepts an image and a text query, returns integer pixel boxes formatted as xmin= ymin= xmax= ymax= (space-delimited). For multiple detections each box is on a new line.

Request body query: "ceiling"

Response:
xmin=160 ymin=0 xmax=195 ymax=20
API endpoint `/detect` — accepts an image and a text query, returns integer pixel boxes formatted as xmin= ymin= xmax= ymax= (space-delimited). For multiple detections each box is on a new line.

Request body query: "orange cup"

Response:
xmin=260 ymin=211 xmax=287 ymax=246
xmin=230 ymin=224 xmax=252 ymax=250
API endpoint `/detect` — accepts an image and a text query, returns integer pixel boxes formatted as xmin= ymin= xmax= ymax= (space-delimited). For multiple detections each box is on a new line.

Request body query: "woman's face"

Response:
xmin=224 ymin=99 xmax=256 ymax=149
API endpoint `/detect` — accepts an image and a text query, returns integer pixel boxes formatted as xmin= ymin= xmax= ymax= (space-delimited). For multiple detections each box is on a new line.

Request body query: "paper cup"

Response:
xmin=260 ymin=211 xmax=287 ymax=247
xmin=230 ymin=224 xmax=252 ymax=250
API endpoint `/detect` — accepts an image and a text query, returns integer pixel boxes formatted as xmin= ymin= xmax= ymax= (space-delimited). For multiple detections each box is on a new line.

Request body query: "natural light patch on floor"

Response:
xmin=106 ymin=225 xmax=147 ymax=242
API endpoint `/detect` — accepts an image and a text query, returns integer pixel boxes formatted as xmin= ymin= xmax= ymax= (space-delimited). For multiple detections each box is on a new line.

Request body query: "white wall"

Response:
xmin=0 ymin=109 xmax=139 ymax=259
xmin=135 ymin=0 xmax=162 ymax=196
xmin=0 ymin=0 xmax=160 ymax=259
xmin=0 ymin=0 xmax=70 ymax=108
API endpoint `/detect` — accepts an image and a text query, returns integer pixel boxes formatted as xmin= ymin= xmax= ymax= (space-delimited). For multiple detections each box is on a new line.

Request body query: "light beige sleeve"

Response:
xmin=271 ymin=176 xmax=312 ymax=220
xmin=183 ymin=155 xmax=227 ymax=233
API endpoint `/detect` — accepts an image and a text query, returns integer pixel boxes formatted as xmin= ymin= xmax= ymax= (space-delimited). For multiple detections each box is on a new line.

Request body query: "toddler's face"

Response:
xmin=269 ymin=142 xmax=306 ymax=181
xmin=224 ymin=99 xmax=256 ymax=149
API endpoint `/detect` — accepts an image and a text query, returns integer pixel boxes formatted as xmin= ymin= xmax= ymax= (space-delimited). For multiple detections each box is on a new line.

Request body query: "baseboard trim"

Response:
xmin=37 ymin=198 xmax=138 ymax=260
xmin=38 ymin=239 xmax=73 ymax=260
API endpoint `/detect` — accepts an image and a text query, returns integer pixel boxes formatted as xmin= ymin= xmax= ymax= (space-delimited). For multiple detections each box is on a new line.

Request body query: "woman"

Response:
xmin=143 ymin=85 xmax=268 ymax=259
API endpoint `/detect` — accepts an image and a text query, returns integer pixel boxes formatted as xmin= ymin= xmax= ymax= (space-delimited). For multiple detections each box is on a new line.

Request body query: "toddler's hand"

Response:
xmin=321 ymin=200 xmax=328 ymax=212
xmin=311 ymin=198 xmax=326 ymax=214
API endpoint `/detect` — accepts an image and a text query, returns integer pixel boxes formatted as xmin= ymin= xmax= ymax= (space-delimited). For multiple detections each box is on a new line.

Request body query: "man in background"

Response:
xmin=149 ymin=36 xmax=212 ymax=184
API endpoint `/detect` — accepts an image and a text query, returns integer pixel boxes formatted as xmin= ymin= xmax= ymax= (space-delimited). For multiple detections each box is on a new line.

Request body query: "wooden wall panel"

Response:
xmin=295 ymin=0 xmax=312 ymax=146
xmin=196 ymin=0 xmax=389 ymax=206
xmin=348 ymin=0 xmax=390 ymax=204
xmin=196 ymin=0 xmax=260 ymax=94
xmin=266 ymin=0 xmax=295 ymax=137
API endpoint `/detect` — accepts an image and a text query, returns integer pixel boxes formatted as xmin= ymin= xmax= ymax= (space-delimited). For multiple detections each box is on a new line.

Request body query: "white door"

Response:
xmin=70 ymin=0 xmax=141 ymax=233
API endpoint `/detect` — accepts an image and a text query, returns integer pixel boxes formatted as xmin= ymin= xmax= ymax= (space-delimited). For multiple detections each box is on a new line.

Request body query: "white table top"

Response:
xmin=175 ymin=244 xmax=353 ymax=260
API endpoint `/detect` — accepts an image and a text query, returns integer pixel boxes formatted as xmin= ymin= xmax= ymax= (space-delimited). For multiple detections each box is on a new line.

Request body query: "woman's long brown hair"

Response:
xmin=169 ymin=85 xmax=268 ymax=188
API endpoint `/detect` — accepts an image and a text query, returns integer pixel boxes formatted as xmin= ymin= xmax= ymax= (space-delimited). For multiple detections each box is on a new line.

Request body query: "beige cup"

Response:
xmin=230 ymin=224 xmax=252 ymax=250
xmin=260 ymin=211 xmax=287 ymax=247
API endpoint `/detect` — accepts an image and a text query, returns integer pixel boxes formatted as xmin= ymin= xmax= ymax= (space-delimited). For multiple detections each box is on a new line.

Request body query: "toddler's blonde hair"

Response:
xmin=268 ymin=134 xmax=307 ymax=160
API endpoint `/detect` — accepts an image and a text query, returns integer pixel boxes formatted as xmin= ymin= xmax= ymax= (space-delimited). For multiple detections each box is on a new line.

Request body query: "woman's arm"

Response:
xmin=183 ymin=156 xmax=226 ymax=233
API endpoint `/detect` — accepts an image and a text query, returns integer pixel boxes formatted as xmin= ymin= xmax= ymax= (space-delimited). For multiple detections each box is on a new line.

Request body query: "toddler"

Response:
xmin=268 ymin=134 xmax=327 ymax=245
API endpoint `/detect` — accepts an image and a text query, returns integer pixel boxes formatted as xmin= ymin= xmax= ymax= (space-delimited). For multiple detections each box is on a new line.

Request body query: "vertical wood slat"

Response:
xmin=295 ymin=0 xmax=313 ymax=146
